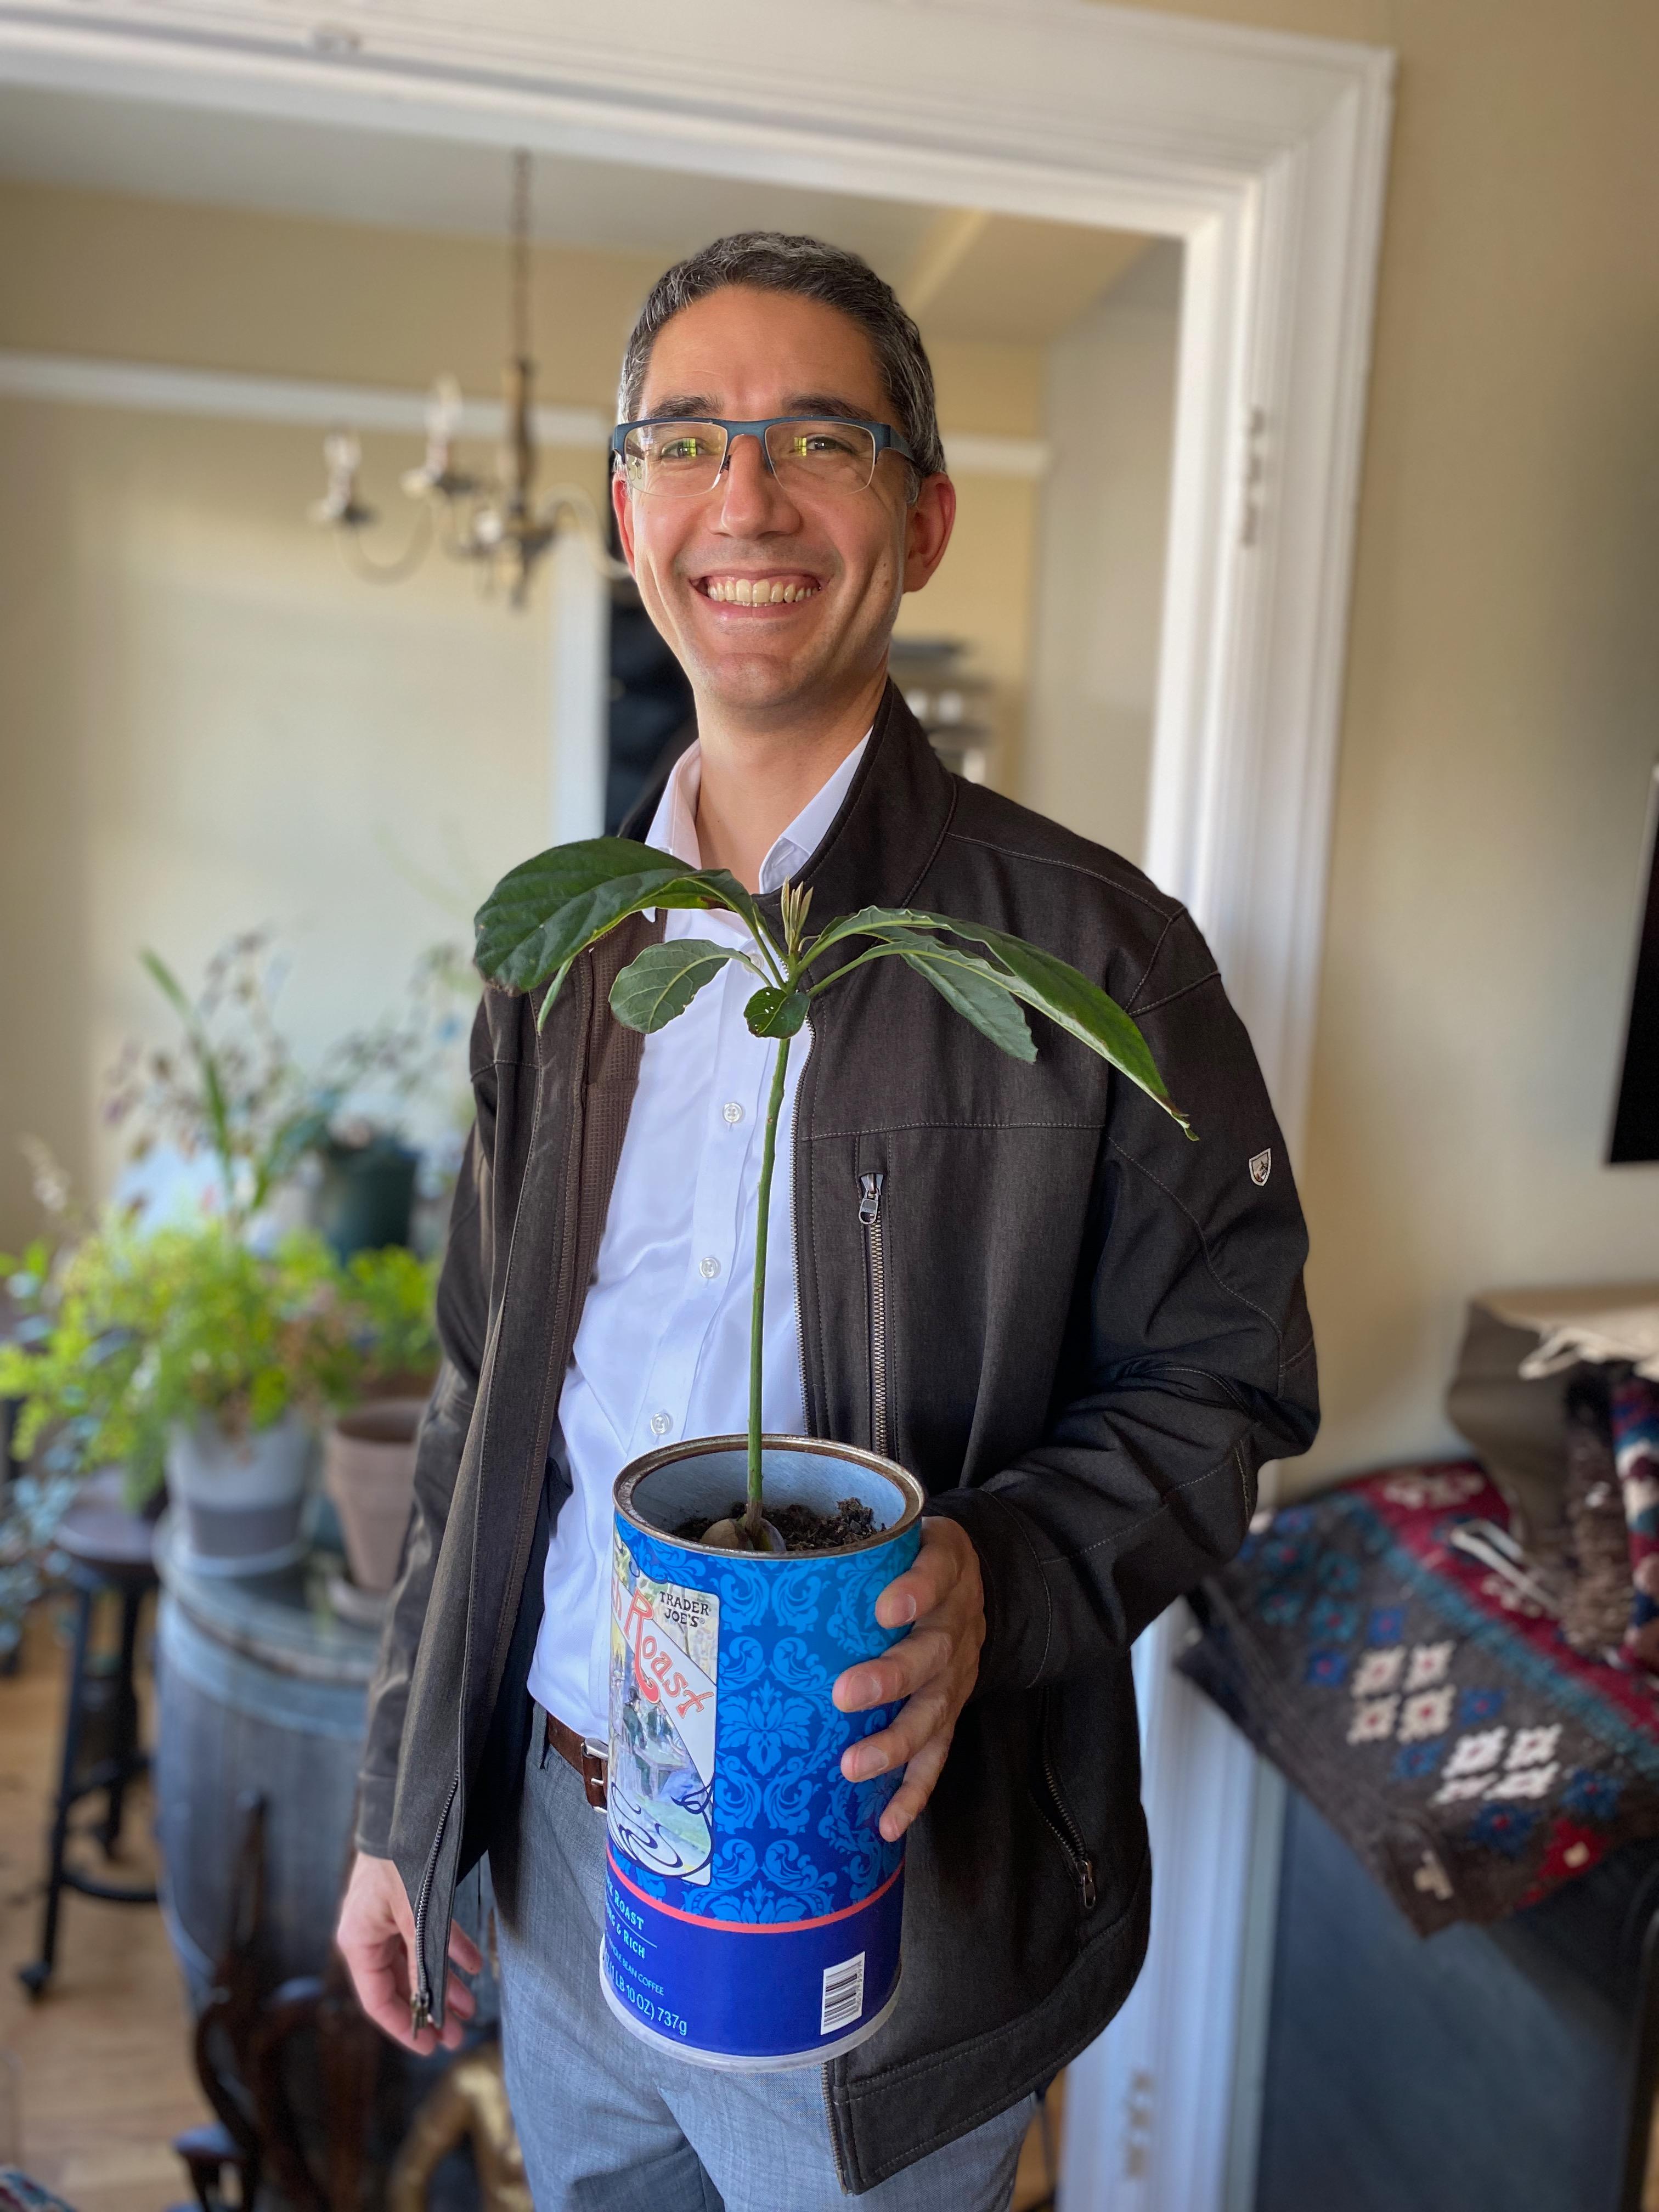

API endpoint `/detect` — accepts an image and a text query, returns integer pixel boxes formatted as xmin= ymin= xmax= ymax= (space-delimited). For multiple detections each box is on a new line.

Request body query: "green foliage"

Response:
xmin=892 ymin=946 xmax=1036 ymax=1062
xmin=743 ymin=986 xmax=810 ymax=1039
xmin=810 ymin=905 xmax=1176 ymax=1113
xmin=473 ymin=840 xmax=1192 ymax=1125
xmin=0 ymin=1224 xmax=438 ymax=1505
xmin=338 ymin=1245 xmax=441 ymax=1390
xmin=608 ymin=941 xmax=744 ymax=1032
xmin=473 ymin=832 xmax=1194 ymax=1542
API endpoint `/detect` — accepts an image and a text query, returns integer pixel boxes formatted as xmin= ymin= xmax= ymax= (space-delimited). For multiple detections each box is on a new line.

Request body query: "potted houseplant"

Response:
xmin=0 ymin=1237 xmax=95 ymax=1655
xmin=106 ymin=933 xmax=472 ymax=1249
xmin=321 ymin=1247 xmax=441 ymax=1602
xmin=0 ymin=1221 xmax=347 ymax=1576
xmin=473 ymin=837 xmax=1189 ymax=2066
xmin=309 ymin=1124 xmax=422 ymax=1262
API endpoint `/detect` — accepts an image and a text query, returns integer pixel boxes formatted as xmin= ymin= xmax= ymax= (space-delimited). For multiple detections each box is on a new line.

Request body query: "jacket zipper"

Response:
xmin=858 ymin=1171 xmax=890 ymax=1460
xmin=410 ymin=1773 xmax=459 ymax=2032
xmin=821 ymin=2065 xmax=844 ymax=2185
xmin=1038 ymin=1694 xmax=1098 ymax=1915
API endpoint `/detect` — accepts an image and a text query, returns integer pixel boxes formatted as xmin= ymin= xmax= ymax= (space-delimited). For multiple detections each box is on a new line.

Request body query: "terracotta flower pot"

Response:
xmin=323 ymin=1400 xmax=425 ymax=1595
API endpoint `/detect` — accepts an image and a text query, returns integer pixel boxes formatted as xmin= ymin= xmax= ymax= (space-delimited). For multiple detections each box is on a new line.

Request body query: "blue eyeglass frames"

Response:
xmin=611 ymin=415 xmax=921 ymax=499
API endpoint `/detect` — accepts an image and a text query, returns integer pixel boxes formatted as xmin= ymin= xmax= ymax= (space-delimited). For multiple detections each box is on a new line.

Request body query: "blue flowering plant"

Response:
xmin=474 ymin=835 xmax=1192 ymax=1549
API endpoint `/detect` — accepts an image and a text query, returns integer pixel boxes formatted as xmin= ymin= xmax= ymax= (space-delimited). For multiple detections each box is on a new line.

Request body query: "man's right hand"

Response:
xmin=336 ymin=1849 xmax=481 ymax=2055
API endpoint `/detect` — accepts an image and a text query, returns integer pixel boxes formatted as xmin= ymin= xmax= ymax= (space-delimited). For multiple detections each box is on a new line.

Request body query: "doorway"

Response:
xmin=0 ymin=5 xmax=1393 ymax=2201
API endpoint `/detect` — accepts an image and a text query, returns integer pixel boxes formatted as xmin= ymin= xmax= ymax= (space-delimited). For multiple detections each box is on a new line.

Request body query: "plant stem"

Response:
xmin=746 ymin=1028 xmax=793 ymax=1544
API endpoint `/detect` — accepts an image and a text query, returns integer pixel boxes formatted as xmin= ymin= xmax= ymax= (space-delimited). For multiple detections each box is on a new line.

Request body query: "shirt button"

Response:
xmin=699 ymin=1255 xmax=721 ymax=1281
xmin=723 ymin=1101 xmax=744 ymax=1126
xmin=650 ymin=1411 xmax=673 ymax=1438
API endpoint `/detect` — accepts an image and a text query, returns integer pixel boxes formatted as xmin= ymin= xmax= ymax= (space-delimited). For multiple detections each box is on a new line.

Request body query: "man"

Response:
xmin=338 ymin=232 xmax=1318 ymax=2208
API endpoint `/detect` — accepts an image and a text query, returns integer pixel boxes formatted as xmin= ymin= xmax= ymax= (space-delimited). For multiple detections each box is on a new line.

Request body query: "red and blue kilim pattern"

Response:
xmin=1181 ymin=1462 xmax=1659 ymax=1933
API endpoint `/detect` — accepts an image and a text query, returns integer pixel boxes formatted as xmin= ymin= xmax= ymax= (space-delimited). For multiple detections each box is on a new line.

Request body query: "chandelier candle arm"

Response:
xmin=307 ymin=148 xmax=622 ymax=602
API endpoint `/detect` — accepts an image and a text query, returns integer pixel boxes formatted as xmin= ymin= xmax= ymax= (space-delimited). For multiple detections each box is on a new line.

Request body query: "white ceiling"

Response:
xmin=0 ymin=82 xmax=1161 ymax=345
xmin=0 ymin=82 xmax=941 ymax=264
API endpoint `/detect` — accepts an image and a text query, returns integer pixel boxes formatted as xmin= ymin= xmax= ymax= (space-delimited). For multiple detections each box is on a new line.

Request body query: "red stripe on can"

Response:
xmin=607 ymin=1848 xmax=902 ymax=1935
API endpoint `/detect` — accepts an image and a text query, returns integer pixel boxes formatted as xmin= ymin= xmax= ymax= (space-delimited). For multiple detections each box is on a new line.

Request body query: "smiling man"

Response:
xmin=337 ymin=234 xmax=1318 ymax=2209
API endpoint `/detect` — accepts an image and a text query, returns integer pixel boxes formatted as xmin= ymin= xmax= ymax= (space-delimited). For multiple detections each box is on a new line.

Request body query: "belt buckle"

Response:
xmin=580 ymin=1735 xmax=609 ymax=1810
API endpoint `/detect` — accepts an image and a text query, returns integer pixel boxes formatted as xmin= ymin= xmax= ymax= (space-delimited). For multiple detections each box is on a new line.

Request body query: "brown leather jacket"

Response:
xmin=356 ymin=682 xmax=1318 ymax=2191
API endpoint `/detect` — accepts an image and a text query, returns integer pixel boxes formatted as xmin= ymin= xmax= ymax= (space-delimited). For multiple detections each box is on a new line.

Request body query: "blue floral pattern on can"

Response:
xmin=608 ymin=1511 xmax=916 ymax=1925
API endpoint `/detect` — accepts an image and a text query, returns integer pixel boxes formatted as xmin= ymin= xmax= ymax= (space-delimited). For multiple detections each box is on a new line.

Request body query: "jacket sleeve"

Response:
xmin=353 ymin=1003 xmax=498 ymax=1857
xmin=928 ymin=910 xmax=1319 ymax=1696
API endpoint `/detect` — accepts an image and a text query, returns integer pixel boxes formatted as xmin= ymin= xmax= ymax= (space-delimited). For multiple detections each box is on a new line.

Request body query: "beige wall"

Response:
xmin=1101 ymin=0 xmax=1659 ymax=1487
xmin=1022 ymin=246 xmax=1181 ymax=857
xmin=0 ymin=398 xmax=561 ymax=1228
xmin=0 ymin=184 xmax=1049 ymax=1240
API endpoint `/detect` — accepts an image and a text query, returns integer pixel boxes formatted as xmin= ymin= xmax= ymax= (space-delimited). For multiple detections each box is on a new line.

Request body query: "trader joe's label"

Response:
xmin=608 ymin=1536 xmax=718 ymax=1884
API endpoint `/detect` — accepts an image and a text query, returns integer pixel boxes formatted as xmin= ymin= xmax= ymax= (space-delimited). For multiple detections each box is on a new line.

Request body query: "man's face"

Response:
xmin=612 ymin=285 xmax=955 ymax=722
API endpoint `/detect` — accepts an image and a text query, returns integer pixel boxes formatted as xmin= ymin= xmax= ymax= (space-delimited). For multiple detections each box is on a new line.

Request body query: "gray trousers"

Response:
xmin=490 ymin=1710 xmax=1036 ymax=2210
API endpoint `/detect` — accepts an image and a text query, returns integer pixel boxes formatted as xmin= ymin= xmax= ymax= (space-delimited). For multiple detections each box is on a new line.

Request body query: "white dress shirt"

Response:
xmin=526 ymin=732 xmax=871 ymax=1739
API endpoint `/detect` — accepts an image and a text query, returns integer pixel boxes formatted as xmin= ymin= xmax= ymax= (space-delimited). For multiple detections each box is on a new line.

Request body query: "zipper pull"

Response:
xmin=410 ymin=1985 xmax=433 ymax=2037
xmin=859 ymin=1171 xmax=884 ymax=1226
xmin=1078 ymin=1857 xmax=1098 ymax=1914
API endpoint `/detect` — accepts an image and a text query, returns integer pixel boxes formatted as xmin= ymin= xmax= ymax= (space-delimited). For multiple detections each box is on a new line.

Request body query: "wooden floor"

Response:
xmin=0 ymin=1599 xmax=207 ymax=2209
xmin=0 ymin=1595 xmax=1062 ymax=2211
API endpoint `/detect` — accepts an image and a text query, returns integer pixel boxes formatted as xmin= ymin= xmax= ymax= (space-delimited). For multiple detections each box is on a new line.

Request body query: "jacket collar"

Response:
xmin=620 ymin=678 xmax=956 ymax=923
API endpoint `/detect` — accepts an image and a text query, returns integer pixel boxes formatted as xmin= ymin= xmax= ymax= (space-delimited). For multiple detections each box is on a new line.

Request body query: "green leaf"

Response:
xmin=475 ymin=839 xmax=779 ymax=1003
xmin=610 ymin=940 xmax=742 ymax=1032
xmin=141 ymin=947 xmax=239 ymax=1199
xmin=744 ymin=986 xmax=809 ymax=1039
xmin=476 ymin=842 xmax=701 ymax=992
xmin=139 ymin=948 xmax=194 ymax=1025
xmin=806 ymin=905 xmax=1190 ymax=1133
xmin=895 ymin=947 xmax=1036 ymax=1062
xmin=689 ymin=868 xmax=772 ymax=949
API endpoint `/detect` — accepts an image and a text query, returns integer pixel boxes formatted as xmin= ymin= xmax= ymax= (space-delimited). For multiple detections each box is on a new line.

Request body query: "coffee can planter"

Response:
xmin=603 ymin=1435 xmax=924 ymax=2069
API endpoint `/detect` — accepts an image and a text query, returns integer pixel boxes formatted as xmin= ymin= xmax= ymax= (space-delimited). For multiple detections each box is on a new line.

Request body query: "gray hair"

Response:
xmin=616 ymin=231 xmax=946 ymax=482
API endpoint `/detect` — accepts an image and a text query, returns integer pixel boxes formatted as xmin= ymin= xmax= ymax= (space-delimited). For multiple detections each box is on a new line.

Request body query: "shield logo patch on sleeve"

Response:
xmin=1249 ymin=1149 xmax=1272 ymax=1187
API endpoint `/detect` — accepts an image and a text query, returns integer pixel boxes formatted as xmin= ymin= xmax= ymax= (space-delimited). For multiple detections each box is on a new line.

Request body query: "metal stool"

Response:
xmin=17 ymin=1469 xmax=159 ymax=1995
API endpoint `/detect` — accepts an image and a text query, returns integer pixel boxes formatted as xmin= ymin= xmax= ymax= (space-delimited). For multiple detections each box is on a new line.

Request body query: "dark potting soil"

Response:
xmin=674 ymin=1497 xmax=879 ymax=1553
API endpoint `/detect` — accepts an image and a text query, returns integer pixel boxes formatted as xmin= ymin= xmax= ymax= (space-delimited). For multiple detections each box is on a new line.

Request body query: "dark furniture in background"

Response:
xmin=604 ymin=575 xmax=695 ymax=835
xmin=1609 ymin=761 xmax=1659 ymax=1164
xmin=16 ymin=1468 xmax=158 ymax=1996
xmin=1258 ymin=1789 xmax=1659 ymax=2212
xmin=311 ymin=1135 xmax=420 ymax=1261
xmin=153 ymin=1513 xmax=499 ymax=2205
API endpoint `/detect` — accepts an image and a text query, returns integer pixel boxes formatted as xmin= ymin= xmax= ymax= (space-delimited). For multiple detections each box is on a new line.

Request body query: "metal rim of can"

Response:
xmin=613 ymin=1434 xmax=926 ymax=1557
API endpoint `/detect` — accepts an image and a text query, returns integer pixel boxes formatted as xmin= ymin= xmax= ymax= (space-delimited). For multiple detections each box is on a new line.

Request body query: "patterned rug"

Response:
xmin=1180 ymin=1462 xmax=1659 ymax=1933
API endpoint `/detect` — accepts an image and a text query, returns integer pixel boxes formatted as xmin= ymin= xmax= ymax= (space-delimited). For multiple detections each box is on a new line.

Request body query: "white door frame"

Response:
xmin=0 ymin=3 xmax=1393 ymax=2199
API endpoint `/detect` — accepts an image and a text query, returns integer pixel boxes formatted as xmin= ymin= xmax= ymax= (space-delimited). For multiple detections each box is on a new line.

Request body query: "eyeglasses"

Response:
xmin=611 ymin=415 xmax=919 ymax=499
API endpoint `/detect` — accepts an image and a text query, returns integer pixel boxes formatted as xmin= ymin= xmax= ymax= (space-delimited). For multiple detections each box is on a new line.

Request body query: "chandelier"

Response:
xmin=311 ymin=151 xmax=622 ymax=607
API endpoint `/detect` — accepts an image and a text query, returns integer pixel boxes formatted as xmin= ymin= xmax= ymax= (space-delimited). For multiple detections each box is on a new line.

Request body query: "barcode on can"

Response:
xmin=821 ymin=1951 xmax=866 ymax=2036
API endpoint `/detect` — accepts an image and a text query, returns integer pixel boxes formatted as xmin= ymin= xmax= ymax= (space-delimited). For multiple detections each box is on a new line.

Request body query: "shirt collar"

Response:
xmin=645 ymin=731 xmax=872 ymax=894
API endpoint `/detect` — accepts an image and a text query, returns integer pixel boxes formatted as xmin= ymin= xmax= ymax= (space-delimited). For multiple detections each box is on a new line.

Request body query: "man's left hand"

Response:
xmin=832 ymin=1516 xmax=985 ymax=1842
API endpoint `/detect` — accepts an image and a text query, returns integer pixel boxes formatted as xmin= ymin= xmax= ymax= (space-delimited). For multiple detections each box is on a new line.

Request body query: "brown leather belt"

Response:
xmin=544 ymin=1708 xmax=609 ymax=1809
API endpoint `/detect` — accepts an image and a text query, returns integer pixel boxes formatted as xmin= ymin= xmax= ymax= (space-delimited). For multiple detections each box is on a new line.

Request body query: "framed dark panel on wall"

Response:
xmin=1608 ymin=763 xmax=1659 ymax=1164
